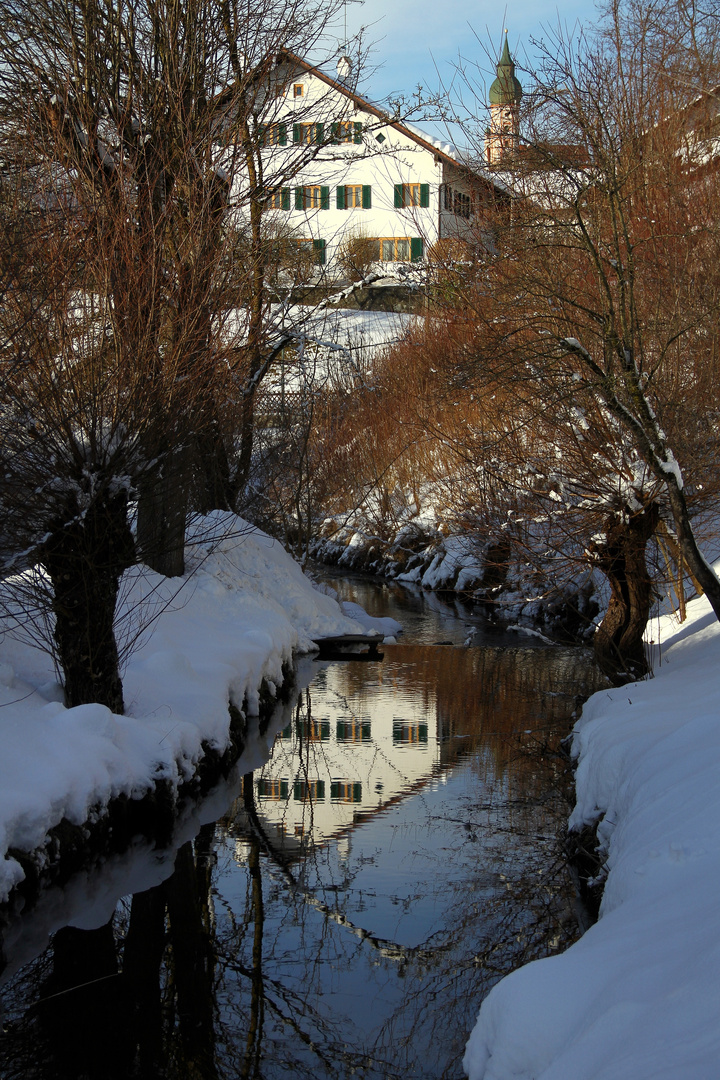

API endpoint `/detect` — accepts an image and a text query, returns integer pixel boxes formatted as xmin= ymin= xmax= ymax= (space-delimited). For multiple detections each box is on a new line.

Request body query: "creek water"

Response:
xmin=0 ymin=575 xmax=607 ymax=1080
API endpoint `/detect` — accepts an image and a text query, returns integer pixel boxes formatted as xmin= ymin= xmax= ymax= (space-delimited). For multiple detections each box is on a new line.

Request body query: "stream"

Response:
xmin=0 ymin=575 xmax=607 ymax=1080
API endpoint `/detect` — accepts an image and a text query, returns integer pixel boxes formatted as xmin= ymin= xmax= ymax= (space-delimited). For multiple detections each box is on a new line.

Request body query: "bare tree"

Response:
xmin=0 ymin=0 xmax=356 ymax=709
xmin=416 ymin=0 xmax=720 ymax=673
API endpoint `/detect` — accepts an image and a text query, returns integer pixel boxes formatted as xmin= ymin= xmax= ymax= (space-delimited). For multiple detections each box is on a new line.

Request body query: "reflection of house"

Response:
xmin=237 ymin=666 xmax=442 ymax=852
xmin=336 ymin=718 xmax=371 ymax=743
xmin=235 ymin=50 xmax=508 ymax=275
xmin=393 ymin=720 xmax=428 ymax=745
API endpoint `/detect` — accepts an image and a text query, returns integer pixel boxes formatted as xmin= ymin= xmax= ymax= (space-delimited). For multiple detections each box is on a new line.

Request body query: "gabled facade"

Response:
xmin=236 ymin=51 xmax=507 ymax=277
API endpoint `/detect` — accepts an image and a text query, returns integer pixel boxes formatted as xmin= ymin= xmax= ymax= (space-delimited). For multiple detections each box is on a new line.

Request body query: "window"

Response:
xmin=304 ymin=185 xmax=323 ymax=209
xmin=454 ymin=190 xmax=471 ymax=218
xmin=371 ymin=236 xmax=424 ymax=262
xmin=291 ymin=238 xmax=327 ymax=265
xmin=330 ymin=121 xmax=364 ymax=144
xmin=295 ymin=719 xmax=330 ymax=741
xmin=345 ymin=184 xmax=363 ymax=207
xmin=336 ymin=184 xmax=371 ymax=209
xmin=336 ymin=719 xmax=371 ymax=742
xmin=382 ymin=237 xmax=410 ymax=261
xmin=444 ymin=185 xmax=472 ymax=218
xmin=260 ymin=122 xmax=288 ymax=146
xmin=392 ymin=720 xmax=429 ymax=745
xmin=265 ymin=187 xmax=290 ymax=210
xmin=293 ymin=122 xmax=324 ymax=144
xmin=295 ymin=185 xmax=330 ymax=210
xmin=394 ymin=183 xmax=430 ymax=209
xmin=257 ymin=778 xmax=289 ymax=800
xmin=293 ymin=83 xmax=304 ymax=97
xmin=333 ymin=121 xmax=353 ymax=143
xmin=293 ymin=779 xmax=326 ymax=802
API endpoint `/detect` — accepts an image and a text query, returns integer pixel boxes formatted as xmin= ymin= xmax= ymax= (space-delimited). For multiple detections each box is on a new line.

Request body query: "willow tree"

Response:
xmin=427 ymin=0 xmax=720 ymax=677
xmin=0 ymin=0 xmax=353 ymax=709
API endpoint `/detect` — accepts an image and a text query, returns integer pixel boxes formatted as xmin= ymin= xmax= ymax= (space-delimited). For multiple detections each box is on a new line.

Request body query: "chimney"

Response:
xmin=336 ymin=54 xmax=352 ymax=82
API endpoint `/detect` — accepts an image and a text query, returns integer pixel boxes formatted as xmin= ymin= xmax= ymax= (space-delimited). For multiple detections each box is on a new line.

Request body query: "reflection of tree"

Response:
xmin=37 ymin=920 xmax=133 ymax=1078
xmin=0 ymin=827 xmax=218 ymax=1079
xmin=365 ymin=786 xmax=580 ymax=1076
xmin=334 ymin=643 xmax=607 ymax=784
xmin=211 ymin=772 xmax=381 ymax=1078
xmin=241 ymin=775 xmax=264 ymax=1079
xmin=1 ymin=641 xmax=600 ymax=1079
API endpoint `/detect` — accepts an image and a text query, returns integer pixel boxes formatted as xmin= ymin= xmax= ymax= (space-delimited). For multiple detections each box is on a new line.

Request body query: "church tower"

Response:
xmin=485 ymin=32 xmax=522 ymax=167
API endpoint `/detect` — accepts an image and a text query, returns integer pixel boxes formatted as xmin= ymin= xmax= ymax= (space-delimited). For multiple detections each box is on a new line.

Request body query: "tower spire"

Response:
xmin=485 ymin=31 xmax=522 ymax=167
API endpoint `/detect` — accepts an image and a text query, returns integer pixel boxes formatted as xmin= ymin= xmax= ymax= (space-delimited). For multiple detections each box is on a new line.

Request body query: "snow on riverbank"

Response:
xmin=0 ymin=513 xmax=400 ymax=904
xmin=464 ymin=586 xmax=720 ymax=1079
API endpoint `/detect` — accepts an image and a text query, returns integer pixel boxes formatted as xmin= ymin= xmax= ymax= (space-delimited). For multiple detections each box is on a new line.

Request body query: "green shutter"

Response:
xmin=295 ymin=187 xmax=304 ymax=210
xmin=281 ymin=187 xmax=290 ymax=210
xmin=293 ymin=123 xmax=301 ymax=144
xmin=394 ymin=184 xmax=403 ymax=208
xmin=410 ymin=237 xmax=424 ymax=262
xmin=331 ymin=122 xmax=340 ymax=144
xmin=353 ymin=122 xmax=363 ymax=144
xmin=362 ymin=184 xmax=371 ymax=209
xmin=420 ymin=183 xmax=430 ymax=208
xmin=313 ymin=239 xmax=326 ymax=265
xmin=336 ymin=185 xmax=346 ymax=209
xmin=320 ymin=186 xmax=330 ymax=210
xmin=278 ymin=123 xmax=287 ymax=146
xmin=257 ymin=124 xmax=266 ymax=148
xmin=315 ymin=122 xmax=324 ymax=144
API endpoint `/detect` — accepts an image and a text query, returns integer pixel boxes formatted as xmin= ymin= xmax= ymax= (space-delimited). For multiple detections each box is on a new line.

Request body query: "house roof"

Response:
xmin=279 ymin=50 xmax=510 ymax=201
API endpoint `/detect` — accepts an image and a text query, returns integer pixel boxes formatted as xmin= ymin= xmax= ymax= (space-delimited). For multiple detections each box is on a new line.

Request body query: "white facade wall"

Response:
xmin=231 ymin=62 xmax=492 ymax=276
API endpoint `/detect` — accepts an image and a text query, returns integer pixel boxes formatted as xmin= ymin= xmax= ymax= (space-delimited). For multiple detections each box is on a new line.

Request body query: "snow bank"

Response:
xmin=0 ymin=513 xmax=386 ymax=903
xmin=463 ymin=590 xmax=720 ymax=1079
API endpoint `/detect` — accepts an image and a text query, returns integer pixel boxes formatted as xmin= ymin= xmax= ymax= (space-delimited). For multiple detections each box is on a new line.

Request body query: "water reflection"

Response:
xmin=0 ymin=644 xmax=607 ymax=1080
xmin=1 ymin=828 xmax=218 ymax=1080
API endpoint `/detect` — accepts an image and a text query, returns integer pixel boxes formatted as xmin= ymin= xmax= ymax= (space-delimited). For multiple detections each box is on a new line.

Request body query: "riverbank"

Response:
xmin=311 ymin=519 xmax=600 ymax=645
xmin=0 ymin=512 xmax=399 ymax=908
xmin=463 ymin=581 xmax=720 ymax=1079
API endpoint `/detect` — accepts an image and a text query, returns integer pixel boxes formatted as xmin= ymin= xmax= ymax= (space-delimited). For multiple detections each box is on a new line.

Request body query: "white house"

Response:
xmin=236 ymin=50 xmax=508 ymax=278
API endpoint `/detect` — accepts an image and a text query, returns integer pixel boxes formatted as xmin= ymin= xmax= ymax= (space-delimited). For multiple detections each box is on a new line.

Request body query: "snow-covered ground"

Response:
xmin=0 ymin=512 xmax=400 ymax=904
xmin=261 ymin=305 xmax=416 ymax=395
xmin=464 ymin=584 xmax=720 ymax=1079
xmin=3 ymin=498 xmax=720 ymax=1077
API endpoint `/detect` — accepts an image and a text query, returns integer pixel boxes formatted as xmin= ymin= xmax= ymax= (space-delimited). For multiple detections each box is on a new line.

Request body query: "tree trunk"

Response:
xmin=593 ymin=503 xmax=659 ymax=682
xmin=195 ymin=422 xmax=233 ymax=513
xmin=136 ymin=444 xmax=192 ymax=577
xmin=42 ymin=490 xmax=135 ymax=712
xmin=664 ymin=478 xmax=720 ymax=620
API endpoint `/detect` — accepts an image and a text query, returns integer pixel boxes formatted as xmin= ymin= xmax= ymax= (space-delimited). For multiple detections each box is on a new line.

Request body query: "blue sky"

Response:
xmin=324 ymin=0 xmax=601 ymax=141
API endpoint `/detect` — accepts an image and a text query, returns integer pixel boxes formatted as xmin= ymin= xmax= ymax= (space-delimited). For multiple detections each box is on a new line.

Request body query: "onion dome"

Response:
xmin=489 ymin=35 xmax=522 ymax=106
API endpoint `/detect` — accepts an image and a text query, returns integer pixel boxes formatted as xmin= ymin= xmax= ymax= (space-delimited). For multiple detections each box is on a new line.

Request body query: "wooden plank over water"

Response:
xmin=311 ymin=633 xmax=385 ymax=661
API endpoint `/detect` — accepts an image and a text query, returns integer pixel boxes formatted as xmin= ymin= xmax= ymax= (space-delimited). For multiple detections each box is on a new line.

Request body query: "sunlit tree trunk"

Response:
xmin=593 ymin=504 xmax=659 ymax=681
